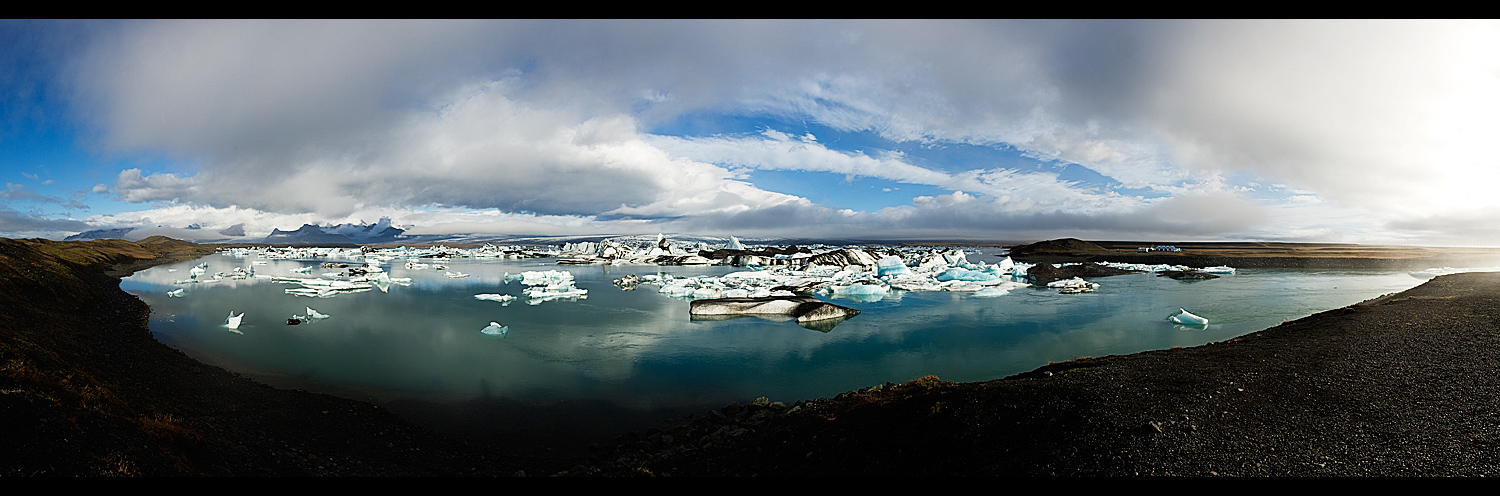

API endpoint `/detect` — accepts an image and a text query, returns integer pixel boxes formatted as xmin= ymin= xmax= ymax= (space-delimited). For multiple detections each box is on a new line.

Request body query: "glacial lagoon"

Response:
xmin=121 ymin=250 xmax=1429 ymax=439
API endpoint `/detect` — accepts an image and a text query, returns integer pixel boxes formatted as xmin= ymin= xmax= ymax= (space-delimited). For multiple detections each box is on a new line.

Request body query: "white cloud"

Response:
xmin=59 ymin=20 xmax=1500 ymax=244
xmin=112 ymin=168 xmax=197 ymax=203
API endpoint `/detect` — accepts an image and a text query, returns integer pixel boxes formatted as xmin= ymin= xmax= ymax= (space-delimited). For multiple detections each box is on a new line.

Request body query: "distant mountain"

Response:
xmin=218 ymin=223 xmax=246 ymax=237
xmin=64 ymin=227 xmax=136 ymax=241
xmin=262 ymin=217 xmax=406 ymax=245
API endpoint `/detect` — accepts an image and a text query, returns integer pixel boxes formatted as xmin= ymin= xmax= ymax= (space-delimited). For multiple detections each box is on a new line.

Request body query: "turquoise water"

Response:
xmin=121 ymin=252 xmax=1426 ymax=413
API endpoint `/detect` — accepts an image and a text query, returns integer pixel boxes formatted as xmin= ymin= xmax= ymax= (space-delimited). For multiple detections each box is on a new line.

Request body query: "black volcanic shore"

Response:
xmin=565 ymin=273 xmax=1500 ymax=476
xmin=7 ymin=237 xmax=1500 ymax=476
xmin=0 ymin=238 xmax=561 ymax=476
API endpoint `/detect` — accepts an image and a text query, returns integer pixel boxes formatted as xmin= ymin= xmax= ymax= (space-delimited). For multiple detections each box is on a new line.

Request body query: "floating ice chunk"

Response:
xmin=166 ymin=288 xmax=185 ymax=297
xmin=1047 ymin=277 xmax=1099 ymax=294
xmin=305 ymin=307 xmax=330 ymax=320
xmin=444 ymin=271 xmax=470 ymax=278
xmin=475 ymin=294 xmax=517 ymax=304
xmin=505 ymin=270 xmax=574 ymax=285
xmin=1198 ymin=266 xmax=1236 ymax=274
xmin=829 ymin=283 xmax=888 ymax=295
xmin=523 ymin=282 xmax=588 ymax=304
xmin=997 ymin=256 xmax=1015 ymax=273
xmin=225 ymin=312 xmax=244 ymax=332
xmin=936 ymin=267 xmax=998 ymax=282
xmin=1168 ymin=308 xmax=1209 ymax=326
xmin=481 ymin=322 xmax=509 ymax=336
xmin=876 ymin=256 xmax=913 ymax=277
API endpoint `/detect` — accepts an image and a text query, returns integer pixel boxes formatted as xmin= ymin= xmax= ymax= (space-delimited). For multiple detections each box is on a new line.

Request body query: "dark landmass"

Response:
xmin=1158 ymin=270 xmax=1220 ymax=280
xmin=1025 ymin=262 xmax=1143 ymax=284
xmin=0 ymin=237 xmax=561 ymax=476
xmin=8 ymin=236 xmax=1500 ymax=476
xmin=1008 ymin=238 xmax=1500 ymax=269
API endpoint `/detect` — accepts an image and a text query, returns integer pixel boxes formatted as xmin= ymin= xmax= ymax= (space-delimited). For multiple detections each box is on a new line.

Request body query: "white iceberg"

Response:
xmin=475 ymin=294 xmax=517 ymax=304
xmin=481 ymin=322 xmax=509 ymax=336
xmin=224 ymin=311 xmax=244 ymax=332
xmin=936 ymin=267 xmax=998 ymax=282
xmin=876 ymin=256 xmax=913 ymax=277
xmin=305 ymin=307 xmax=330 ymax=320
xmin=166 ymin=288 xmax=185 ymax=297
xmin=1168 ymin=308 xmax=1209 ymax=326
xmin=828 ymin=283 xmax=888 ymax=296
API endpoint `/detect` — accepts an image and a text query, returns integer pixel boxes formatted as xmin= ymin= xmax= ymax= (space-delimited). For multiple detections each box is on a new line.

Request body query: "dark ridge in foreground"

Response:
xmin=0 ymin=238 xmax=561 ymax=476
xmin=564 ymin=273 xmax=1500 ymax=476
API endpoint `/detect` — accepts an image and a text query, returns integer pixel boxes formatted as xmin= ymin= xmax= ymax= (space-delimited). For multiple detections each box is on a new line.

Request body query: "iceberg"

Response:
xmin=1168 ymin=308 xmax=1209 ymax=326
xmin=1047 ymin=277 xmax=1099 ymax=294
xmin=505 ymin=270 xmax=574 ymax=286
xmin=166 ymin=288 xmax=185 ymax=297
xmin=481 ymin=322 xmax=509 ymax=336
xmin=936 ymin=267 xmax=998 ymax=282
xmin=828 ymin=283 xmax=888 ymax=296
xmin=876 ymin=256 xmax=913 ymax=277
xmin=689 ymin=296 xmax=861 ymax=324
xmin=224 ymin=311 xmax=244 ymax=332
xmin=305 ymin=307 xmax=330 ymax=320
xmin=475 ymin=294 xmax=517 ymax=304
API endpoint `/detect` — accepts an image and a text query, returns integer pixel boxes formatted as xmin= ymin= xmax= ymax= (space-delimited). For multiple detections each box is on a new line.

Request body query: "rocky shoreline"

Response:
xmin=7 ymin=237 xmax=1500 ymax=476
xmin=559 ymin=272 xmax=1500 ymax=476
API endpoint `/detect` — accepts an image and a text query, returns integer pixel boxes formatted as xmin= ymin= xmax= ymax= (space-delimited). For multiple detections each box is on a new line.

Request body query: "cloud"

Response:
xmin=0 ymin=208 xmax=90 ymax=237
xmin=1 ymin=182 xmax=86 ymax=210
xmin=57 ymin=20 xmax=1500 ymax=244
xmin=112 ymin=168 xmax=196 ymax=203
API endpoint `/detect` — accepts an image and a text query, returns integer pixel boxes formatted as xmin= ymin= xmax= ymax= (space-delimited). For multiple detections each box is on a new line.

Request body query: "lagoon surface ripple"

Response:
xmin=122 ymin=251 xmax=1425 ymax=412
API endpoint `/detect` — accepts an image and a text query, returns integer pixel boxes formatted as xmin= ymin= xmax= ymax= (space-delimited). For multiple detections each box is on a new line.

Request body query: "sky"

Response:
xmin=3 ymin=19 xmax=1500 ymax=246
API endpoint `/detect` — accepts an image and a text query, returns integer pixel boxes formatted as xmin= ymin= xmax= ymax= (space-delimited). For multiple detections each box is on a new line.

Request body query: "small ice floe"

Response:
xmin=1168 ymin=308 xmax=1209 ymax=326
xmin=444 ymin=271 xmax=470 ymax=278
xmin=481 ymin=322 xmax=509 ymax=336
xmin=1198 ymin=266 xmax=1236 ymax=275
xmin=166 ymin=288 xmax=186 ymax=297
xmin=474 ymin=294 xmax=517 ymax=305
xmin=224 ymin=312 xmax=245 ymax=333
xmin=291 ymin=266 xmax=313 ymax=274
xmin=1047 ymin=277 xmax=1099 ymax=294
xmin=523 ymin=283 xmax=588 ymax=304
xmin=305 ymin=307 xmax=330 ymax=320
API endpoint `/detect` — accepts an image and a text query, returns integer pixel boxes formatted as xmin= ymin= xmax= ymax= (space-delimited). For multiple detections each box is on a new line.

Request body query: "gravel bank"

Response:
xmin=564 ymin=272 xmax=1500 ymax=476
